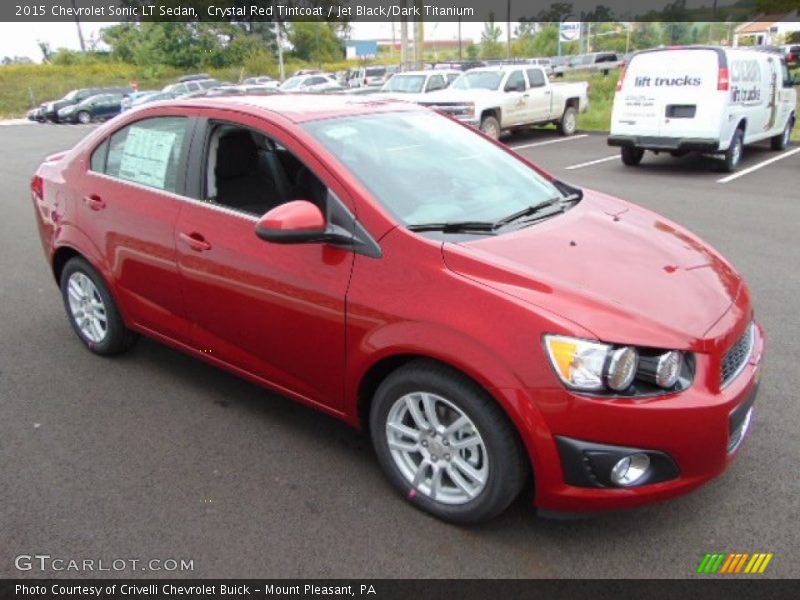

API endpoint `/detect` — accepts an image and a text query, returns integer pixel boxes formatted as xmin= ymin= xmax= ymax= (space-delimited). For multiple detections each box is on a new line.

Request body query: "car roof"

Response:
xmin=172 ymin=93 xmax=421 ymax=123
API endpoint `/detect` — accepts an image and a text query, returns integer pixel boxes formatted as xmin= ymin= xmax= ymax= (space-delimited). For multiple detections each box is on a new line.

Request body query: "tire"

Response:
xmin=669 ymin=150 xmax=688 ymax=158
xmin=479 ymin=114 xmax=500 ymax=140
xmin=770 ymin=118 xmax=793 ymax=151
xmin=557 ymin=106 xmax=578 ymax=136
xmin=621 ymin=146 xmax=644 ymax=166
xmin=720 ymin=128 xmax=744 ymax=173
xmin=60 ymin=257 xmax=137 ymax=355
xmin=369 ymin=359 xmax=528 ymax=524
xmin=77 ymin=111 xmax=91 ymax=125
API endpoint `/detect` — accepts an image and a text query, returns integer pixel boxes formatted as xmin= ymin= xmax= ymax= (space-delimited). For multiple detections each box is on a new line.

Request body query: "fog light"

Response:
xmin=610 ymin=453 xmax=650 ymax=486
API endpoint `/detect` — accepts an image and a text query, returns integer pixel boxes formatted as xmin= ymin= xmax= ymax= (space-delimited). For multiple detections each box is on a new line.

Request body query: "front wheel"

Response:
xmin=479 ymin=115 xmax=501 ymax=140
xmin=60 ymin=257 xmax=137 ymax=355
xmin=557 ymin=106 xmax=578 ymax=136
xmin=369 ymin=360 xmax=527 ymax=524
xmin=621 ymin=146 xmax=645 ymax=166
xmin=770 ymin=119 xmax=793 ymax=151
xmin=77 ymin=111 xmax=91 ymax=124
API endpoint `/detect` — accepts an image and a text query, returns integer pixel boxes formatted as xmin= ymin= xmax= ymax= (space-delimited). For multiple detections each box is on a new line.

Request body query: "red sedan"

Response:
xmin=31 ymin=95 xmax=763 ymax=523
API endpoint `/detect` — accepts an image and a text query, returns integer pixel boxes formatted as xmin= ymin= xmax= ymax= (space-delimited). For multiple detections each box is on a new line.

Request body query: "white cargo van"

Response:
xmin=608 ymin=46 xmax=796 ymax=171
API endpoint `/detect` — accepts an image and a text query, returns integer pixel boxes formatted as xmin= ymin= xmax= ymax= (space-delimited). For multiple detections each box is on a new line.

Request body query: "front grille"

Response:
xmin=419 ymin=102 xmax=472 ymax=117
xmin=721 ymin=322 xmax=755 ymax=387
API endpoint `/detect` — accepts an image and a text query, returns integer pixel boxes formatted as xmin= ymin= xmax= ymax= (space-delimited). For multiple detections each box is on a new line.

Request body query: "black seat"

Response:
xmin=214 ymin=131 xmax=276 ymax=215
xmin=291 ymin=166 xmax=327 ymax=208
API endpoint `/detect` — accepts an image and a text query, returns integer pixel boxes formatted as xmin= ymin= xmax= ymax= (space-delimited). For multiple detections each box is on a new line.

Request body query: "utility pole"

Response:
xmin=400 ymin=1 xmax=408 ymax=70
xmin=272 ymin=0 xmax=285 ymax=80
xmin=413 ymin=0 xmax=424 ymax=70
xmin=70 ymin=0 xmax=86 ymax=52
xmin=506 ymin=0 xmax=512 ymax=60
xmin=458 ymin=17 xmax=462 ymax=60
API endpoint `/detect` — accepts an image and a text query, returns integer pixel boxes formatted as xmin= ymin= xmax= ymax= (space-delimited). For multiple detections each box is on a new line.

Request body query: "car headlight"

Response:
xmin=544 ymin=335 xmax=689 ymax=395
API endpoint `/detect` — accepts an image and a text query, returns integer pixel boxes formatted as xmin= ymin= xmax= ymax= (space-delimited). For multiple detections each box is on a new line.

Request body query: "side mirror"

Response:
xmin=255 ymin=200 xmax=354 ymax=245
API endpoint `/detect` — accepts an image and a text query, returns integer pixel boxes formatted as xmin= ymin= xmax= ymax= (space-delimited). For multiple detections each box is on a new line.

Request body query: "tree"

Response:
xmin=288 ymin=22 xmax=344 ymax=63
xmin=481 ymin=13 xmax=504 ymax=59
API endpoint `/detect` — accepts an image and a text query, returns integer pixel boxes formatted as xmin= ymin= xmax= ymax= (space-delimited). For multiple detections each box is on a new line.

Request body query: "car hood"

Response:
xmin=442 ymin=190 xmax=743 ymax=350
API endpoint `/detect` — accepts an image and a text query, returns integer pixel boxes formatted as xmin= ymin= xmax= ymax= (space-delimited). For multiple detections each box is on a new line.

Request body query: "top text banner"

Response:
xmin=4 ymin=0 xmax=791 ymax=23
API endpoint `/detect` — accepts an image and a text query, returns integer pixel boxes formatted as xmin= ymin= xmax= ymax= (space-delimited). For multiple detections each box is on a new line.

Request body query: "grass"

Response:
xmin=2 ymin=62 xmax=798 ymax=143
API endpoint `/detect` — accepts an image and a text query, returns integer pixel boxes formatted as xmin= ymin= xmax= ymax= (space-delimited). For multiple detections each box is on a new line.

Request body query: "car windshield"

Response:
xmin=280 ymin=76 xmax=305 ymax=90
xmin=63 ymin=90 xmax=81 ymax=101
xmin=382 ymin=75 xmax=425 ymax=93
xmin=303 ymin=111 xmax=562 ymax=227
xmin=450 ymin=71 xmax=503 ymax=91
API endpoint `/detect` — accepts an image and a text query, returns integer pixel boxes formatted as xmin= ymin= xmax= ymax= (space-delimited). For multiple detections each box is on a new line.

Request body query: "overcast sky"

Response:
xmin=0 ymin=21 xmax=505 ymax=62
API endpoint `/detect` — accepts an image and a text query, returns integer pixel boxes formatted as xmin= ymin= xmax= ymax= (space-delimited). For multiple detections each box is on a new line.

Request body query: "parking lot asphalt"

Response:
xmin=1 ymin=122 xmax=798 ymax=579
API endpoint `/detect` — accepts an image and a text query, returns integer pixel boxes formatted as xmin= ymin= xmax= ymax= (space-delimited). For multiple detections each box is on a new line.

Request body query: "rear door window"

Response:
xmin=98 ymin=117 xmax=189 ymax=193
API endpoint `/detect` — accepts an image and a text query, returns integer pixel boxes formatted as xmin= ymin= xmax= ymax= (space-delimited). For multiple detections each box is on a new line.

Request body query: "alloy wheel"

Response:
xmin=66 ymin=272 xmax=108 ymax=343
xmin=385 ymin=392 xmax=488 ymax=505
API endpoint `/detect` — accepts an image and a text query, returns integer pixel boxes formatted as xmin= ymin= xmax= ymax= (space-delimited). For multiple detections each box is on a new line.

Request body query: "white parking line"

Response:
xmin=717 ymin=147 xmax=800 ymax=184
xmin=565 ymin=154 xmax=619 ymax=170
xmin=510 ymin=134 xmax=589 ymax=150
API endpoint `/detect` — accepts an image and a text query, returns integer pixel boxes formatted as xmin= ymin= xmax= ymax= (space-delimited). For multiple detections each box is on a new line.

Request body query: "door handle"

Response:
xmin=83 ymin=194 xmax=105 ymax=210
xmin=179 ymin=232 xmax=212 ymax=252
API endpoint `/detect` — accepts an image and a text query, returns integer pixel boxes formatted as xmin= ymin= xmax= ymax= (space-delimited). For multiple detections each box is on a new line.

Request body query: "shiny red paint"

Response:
xmin=32 ymin=95 xmax=763 ymax=514
xmin=258 ymin=200 xmax=325 ymax=231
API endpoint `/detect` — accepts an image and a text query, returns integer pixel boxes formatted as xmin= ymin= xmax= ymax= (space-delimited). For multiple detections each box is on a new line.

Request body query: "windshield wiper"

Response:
xmin=407 ymin=221 xmax=496 ymax=233
xmin=493 ymin=198 xmax=563 ymax=227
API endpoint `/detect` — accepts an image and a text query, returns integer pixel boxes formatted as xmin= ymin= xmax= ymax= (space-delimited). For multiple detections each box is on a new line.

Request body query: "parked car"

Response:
xmin=377 ymin=70 xmax=460 ymax=101
xmin=609 ymin=46 xmax=797 ymax=171
xmin=27 ymin=106 xmax=45 ymax=122
xmin=57 ymin=93 xmax=125 ymax=124
xmin=31 ymin=94 xmax=763 ymax=523
xmin=38 ymin=86 xmax=132 ymax=123
xmin=279 ymin=74 xmax=341 ymax=93
xmin=550 ymin=55 xmax=570 ymax=78
xmin=349 ymin=66 xmax=390 ymax=88
xmin=121 ymin=91 xmax=158 ymax=112
xmin=242 ymin=76 xmax=277 ymax=86
xmin=419 ymin=65 xmax=589 ymax=138
xmin=130 ymin=91 xmax=181 ymax=107
xmin=569 ymin=52 xmax=622 ymax=75
xmin=781 ymin=44 xmax=800 ymax=69
xmin=163 ymin=78 xmax=220 ymax=96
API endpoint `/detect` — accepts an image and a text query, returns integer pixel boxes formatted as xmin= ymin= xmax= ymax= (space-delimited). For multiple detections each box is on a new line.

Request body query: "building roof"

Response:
xmin=736 ymin=14 xmax=792 ymax=34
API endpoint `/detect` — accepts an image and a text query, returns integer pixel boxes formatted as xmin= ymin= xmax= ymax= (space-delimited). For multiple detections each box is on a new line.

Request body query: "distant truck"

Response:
xmin=419 ymin=65 xmax=589 ymax=138
xmin=609 ymin=46 xmax=797 ymax=172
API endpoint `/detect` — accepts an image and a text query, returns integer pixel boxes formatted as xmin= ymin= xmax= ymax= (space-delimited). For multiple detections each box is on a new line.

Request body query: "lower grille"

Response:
xmin=721 ymin=322 xmax=755 ymax=387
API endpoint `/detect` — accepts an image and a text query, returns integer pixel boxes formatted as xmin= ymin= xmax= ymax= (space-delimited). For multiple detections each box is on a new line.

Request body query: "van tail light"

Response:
xmin=616 ymin=66 xmax=627 ymax=91
xmin=717 ymin=67 xmax=729 ymax=91
xmin=31 ymin=175 xmax=44 ymax=201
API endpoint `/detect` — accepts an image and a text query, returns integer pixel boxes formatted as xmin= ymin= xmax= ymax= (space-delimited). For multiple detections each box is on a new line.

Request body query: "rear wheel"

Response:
xmin=558 ymin=106 xmax=578 ymax=136
xmin=77 ymin=111 xmax=91 ymax=124
xmin=60 ymin=257 xmax=136 ymax=355
xmin=369 ymin=360 xmax=527 ymax=524
xmin=770 ymin=118 xmax=793 ymax=151
xmin=621 ymin=146 xmax=644 ymax=166
xmin=721 ymin=129 xmax=744 ymax=173
xmin=479 ymin=115 xmax=500 ymax=140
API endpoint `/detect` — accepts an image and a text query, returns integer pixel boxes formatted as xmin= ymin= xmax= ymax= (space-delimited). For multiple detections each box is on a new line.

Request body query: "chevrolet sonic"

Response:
xmin=31 ymin=94 xmax=763 ymax=523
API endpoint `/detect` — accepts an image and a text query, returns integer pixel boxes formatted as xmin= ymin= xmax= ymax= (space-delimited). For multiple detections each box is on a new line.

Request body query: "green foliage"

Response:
xmin=481 ymin=13 xmax=505 ymax=59
xmin=288 ymin=22 xmax=344 ymax=63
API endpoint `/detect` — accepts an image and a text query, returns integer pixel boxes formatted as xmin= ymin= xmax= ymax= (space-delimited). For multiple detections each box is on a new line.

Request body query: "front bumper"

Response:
xmin=608 ymin=134 xmax=720 ymax=153
xmin=505 ymin=321 xmax=764 ymax=513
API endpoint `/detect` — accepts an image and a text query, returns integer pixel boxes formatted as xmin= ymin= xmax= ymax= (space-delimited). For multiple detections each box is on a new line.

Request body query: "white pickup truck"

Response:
xmin=419 ymin=65 xmax=589 ymax=138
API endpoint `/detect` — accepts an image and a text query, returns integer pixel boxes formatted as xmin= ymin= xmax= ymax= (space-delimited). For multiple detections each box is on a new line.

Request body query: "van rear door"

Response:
xmin=612 ymin=48 xmax=721 ymax=141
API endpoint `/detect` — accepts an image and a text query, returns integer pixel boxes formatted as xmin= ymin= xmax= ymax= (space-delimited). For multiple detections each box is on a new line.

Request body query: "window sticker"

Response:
xmin=118 ymin=126 xmax=177 ymax=189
